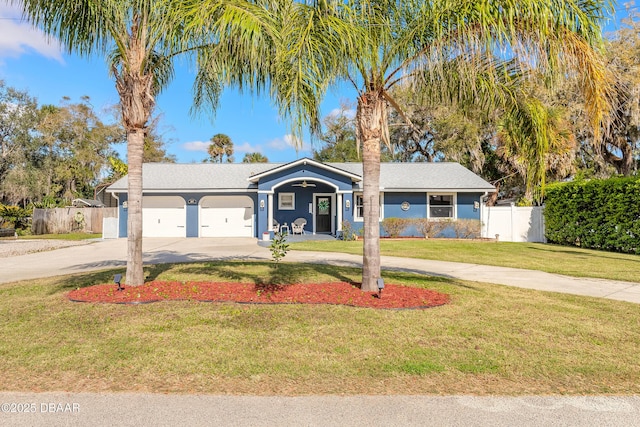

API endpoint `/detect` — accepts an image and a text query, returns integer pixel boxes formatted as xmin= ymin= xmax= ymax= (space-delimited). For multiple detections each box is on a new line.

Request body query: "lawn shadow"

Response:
xmin=144 ymin=264 xmax=176 ymax=282
xmin=174 ymin=260 xmax=470 ymax=290
xmin=46 ymin=260 xmax=470 ymax=297
xmin=177 ymin=260 xmax=360 ymax=286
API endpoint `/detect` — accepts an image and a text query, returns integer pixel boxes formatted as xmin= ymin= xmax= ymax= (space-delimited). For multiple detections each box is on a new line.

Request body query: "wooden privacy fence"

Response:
xmin=32 ymin=208 xmax=118 ymax=235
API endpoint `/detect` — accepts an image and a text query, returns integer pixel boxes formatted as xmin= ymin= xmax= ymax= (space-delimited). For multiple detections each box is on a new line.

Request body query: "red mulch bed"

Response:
xmin=67 ymin=281 xmax=450 ymax=309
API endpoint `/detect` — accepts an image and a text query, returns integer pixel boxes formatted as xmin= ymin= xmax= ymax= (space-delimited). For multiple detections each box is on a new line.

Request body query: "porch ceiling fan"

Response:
xmin=292 ymin=180 xmax=316 ymax=188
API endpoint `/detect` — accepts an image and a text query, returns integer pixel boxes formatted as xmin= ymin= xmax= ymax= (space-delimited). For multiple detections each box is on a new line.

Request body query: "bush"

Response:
xmin=452 ymin=219 xmax=481 ymax=239
xmin=269 ymin=232 xmax=289 ymax=267
xmin=544 ymin=177 xmax=640 ymax=254
xmin=341 ymin=220 xmax=357 ymax=241
xmin=0 ymin=205 xmax=32 ymax=230
xmin=413 ymin=218 xmax=451 ymax=238
xmin=381 ymin=217 xmax=410 ymax=238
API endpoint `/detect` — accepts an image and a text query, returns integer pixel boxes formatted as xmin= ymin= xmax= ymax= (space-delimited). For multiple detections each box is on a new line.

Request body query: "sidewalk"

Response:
xmin=1 ymin=237 xmax=639 ymax=303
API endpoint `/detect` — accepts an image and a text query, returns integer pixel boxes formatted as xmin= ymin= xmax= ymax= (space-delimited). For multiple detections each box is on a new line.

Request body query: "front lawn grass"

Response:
xmin=1 ymin=261 xmax=639 ymax=395
xmin=288 ymin=240 xmax=640 ymax=283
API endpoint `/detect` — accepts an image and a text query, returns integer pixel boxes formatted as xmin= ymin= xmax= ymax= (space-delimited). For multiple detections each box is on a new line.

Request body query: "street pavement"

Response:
xmin=0 ymin=393 xmax=639 ymax=427
xmin=1 ymin=237 xmax=640 ymax=426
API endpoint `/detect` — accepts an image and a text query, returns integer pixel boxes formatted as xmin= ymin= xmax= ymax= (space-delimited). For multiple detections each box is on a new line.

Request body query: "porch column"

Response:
xmin=337 ymin=193 xmax=343 ymax=231
xmin=268 ymin=193 xmax=274 ymax=231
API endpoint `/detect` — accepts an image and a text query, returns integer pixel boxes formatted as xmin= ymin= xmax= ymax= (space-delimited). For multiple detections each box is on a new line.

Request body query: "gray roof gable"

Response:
xmin=108 ymin=161 xmax=494 ymax=193
xmin=248 ymin=157 xmax=361 ymax=182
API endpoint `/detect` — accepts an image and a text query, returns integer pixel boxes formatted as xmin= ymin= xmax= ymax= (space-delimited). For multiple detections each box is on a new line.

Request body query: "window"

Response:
xmin=278 ymin=193 xmax=295 ymax=210
xmin=353 ymin=193 xmax=383 ymax=221
xmin=429 ymin=194 xmax=455 ymax=218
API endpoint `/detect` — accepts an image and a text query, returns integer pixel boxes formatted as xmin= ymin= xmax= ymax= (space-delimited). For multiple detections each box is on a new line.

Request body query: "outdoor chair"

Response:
xmin=292 ymin=218 xmax=307 ymax=235
xmin=272 ymin=220 xmax=280 ymax=233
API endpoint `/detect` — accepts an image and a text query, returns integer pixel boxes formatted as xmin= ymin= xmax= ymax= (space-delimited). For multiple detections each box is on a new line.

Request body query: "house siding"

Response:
xmin=457 ymin=192 xmax=482 ymax=220
xmin=383 ymin=193 xmax=427 ymax=236
xmin=118 ymin=193 xmax=128 ymax=238
xmin=348 ymin=191 xmax=485 ymax=237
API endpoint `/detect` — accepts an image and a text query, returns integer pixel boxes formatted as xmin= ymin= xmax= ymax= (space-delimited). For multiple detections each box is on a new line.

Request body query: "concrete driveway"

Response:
xmin=0 ymin=237 xmax=270 ymax=284
xmin=2 ymin=237 xmax=639 ymax=303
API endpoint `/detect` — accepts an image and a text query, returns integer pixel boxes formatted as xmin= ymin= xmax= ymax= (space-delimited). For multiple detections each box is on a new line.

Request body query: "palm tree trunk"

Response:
xmin=126 ymin=128 xmax=145 ymax=286
xmin=116 ymin=20 xmax=154 ymax=286
xmin=357 ymin=91 xmax=385 ymax=292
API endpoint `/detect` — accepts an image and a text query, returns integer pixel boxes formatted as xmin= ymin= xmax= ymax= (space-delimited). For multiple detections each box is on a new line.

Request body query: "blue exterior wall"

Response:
xmin=184 ymin=193 xmax=200 ymax=237
xmin=342 ymin=192 xmax=354 ymax=225
xmin=383 ymin=193 xmax=427 ymax=236
xmin=349 ymin=191 xmax=485 ymax=237
xmin=257 ymin=193 xmax=269 ymax=237
xmin=118 ymin=193 xmax=128 ymax=238
xmin=457 ymin=192 xmax=482 ymax=220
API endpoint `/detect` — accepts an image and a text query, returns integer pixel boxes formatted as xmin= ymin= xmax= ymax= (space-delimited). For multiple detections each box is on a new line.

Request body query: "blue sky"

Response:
xmin=0 ymin=3 xmax=630 ymax=164
xmin=0 ymin=3 xmax=357 ymax=164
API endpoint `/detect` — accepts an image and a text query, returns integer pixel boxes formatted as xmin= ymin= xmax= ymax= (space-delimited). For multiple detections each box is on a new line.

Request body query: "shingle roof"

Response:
xmin=329 ymin=162 xmax=496 ymax=191
xmin=107 ymin=160 xmax=494 ymax=192
xmin=107 ymin=163 xmax=274 ymax=192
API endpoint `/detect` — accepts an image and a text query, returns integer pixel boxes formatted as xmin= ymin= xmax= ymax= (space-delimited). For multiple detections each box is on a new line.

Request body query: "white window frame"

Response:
xmin=427 ymin=193 xmax=456 ymax=219
xmin=278 ymin=192 xmax=295 ymax=210
xmin=353 ymin=192 xmax=384 ymax=222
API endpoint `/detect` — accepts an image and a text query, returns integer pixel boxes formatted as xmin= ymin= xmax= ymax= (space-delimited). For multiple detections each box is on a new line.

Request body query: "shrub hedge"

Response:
xmin=0 ymin=204 xmax=32 ymax=231
xmin=379 ymin=217 xmax=482 ymax=239
xmin=544 ymin=177 xmax=640 ymax=254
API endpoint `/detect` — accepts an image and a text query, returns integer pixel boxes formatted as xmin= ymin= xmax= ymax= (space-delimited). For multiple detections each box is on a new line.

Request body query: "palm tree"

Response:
xmin=242 ymin=152 xmax=268 ymax=163
xmin=207 ymin=133 xmax=234 ymax=163
xmin=497 ymin=97 xmax=577 ymax=205
xmin=12 ymin=1 xmax=220 ymax=285
xmin=197 ymin=0 xmax=612 ymax=291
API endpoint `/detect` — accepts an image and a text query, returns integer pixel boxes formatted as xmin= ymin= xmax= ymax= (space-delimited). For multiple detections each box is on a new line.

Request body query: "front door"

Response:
xmin=315 ymin=196 xmax=332 ymax=233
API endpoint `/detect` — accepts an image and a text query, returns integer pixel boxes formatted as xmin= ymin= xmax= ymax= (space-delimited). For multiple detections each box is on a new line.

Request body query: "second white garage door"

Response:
xmin=142 ymin=196 xmax=186 ymax=237
xmin=200 ymin=196 xmax=254 ymax=237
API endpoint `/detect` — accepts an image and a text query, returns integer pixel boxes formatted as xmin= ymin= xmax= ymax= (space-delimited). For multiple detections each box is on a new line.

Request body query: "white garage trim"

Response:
xmin=199 ymin=195 xmax=254 ymax=237
xmin=142 ymin=196 xmax=186 ymax=237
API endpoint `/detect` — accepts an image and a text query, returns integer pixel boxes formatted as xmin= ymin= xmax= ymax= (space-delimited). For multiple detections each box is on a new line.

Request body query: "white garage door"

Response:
xmin=142 ymin=196 xmax=186 ymax=237
xmin=200 ymin=196 xmax=254 ymax=237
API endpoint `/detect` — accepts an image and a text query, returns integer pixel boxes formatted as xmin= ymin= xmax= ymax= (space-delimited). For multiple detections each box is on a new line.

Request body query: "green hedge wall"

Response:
xmin=544 ymin=177 xmax=640 ymax=254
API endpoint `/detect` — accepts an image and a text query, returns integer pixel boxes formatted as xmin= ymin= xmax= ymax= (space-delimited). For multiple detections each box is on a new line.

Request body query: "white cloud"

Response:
xmin=183 ymin=140 xmax=263 ymax=155
xmin=234 ymin=142 xmax=262 ymax=154
xmin=0 ymin=5 xmax=63 ymax=62
xmin=182 ymin=140 xmax=210 ymax=152
xmin=267 ymin=134 xmax=311 ymax=152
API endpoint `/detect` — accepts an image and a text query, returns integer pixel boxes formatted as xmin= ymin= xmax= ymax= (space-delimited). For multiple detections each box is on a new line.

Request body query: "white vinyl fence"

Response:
xmin=481 ymin=204 xmax=546 ymax=243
